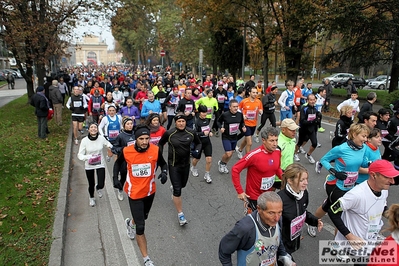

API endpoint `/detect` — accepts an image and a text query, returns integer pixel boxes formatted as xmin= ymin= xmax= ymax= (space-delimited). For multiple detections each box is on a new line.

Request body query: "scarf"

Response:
xmin=347 ymin=139 xmax=363 ymax=151
xmin=286 ymin=183 xmax=304 ymax=200
xmin=88 ymin=133 xmax=99 ymax=141
xmin=149 ymin=123 xmax=160 ymax=133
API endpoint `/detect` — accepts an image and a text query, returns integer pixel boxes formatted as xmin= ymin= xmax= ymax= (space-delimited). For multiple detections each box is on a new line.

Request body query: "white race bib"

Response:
xmin=343 ymin=171 xmax=358 ymax=188
xmin=229 ymin=123 xmax=239 ymax=135
xmin=132 ymin=163 xmax=151 ymax=177
xmin=260 ymin=176 xmax=274 ymax=190
xmin=88 ymin=154 xmax=101 ymax=165
xmin=290 ymin=212 xmax=306 ymax=241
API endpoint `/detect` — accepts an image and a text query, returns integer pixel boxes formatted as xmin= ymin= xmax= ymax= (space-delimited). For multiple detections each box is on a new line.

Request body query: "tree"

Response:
xmin=0 ymin=0 xmax=112 ymax=102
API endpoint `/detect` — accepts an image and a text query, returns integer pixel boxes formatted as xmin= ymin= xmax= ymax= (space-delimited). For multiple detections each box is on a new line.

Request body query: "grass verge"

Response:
xmin=0 ymin=94 xmax=70 ymax=265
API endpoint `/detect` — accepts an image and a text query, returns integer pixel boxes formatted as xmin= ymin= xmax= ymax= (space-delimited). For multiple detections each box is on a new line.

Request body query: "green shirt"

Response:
xmin=195 ymin=97 xmax=218 ymax=119
xmin=278 ymin=132 xmax=296 ymax=171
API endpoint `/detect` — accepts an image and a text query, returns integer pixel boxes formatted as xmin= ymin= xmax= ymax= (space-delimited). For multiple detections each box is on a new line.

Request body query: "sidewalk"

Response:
xmin=47 ymin=95 xmax=383 ymax=266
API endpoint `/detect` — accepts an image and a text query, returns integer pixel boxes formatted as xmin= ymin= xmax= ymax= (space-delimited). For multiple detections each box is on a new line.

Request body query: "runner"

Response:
xmin=123 ymin=125 xmax=168 ymax=266
xmin=254 ymin=85 xmax=278 ymax=143
xmin=235 ymin=87 xmax=263 ymax=159
xmin=190 ymin=105 xmax=213 ymax=183
xmin=158 ymin=114 xmax=202 ymax=226
xmin=278 ymin=163 xmax=323 ymax=257
xmin=278 ymin=80 xmax=295 ymax=121
xmin=219 ymin=191 xmax=295 ymax=266
xmin=175 ymin=88 xmax=196 ymax=129
xmin=194 ymin=89 xmax=218 ymax=121
xmin=77 ymin=123 xmax=113 ymax=207
xmin=111 ymin=116 xmax=135 ymax=201
xmin=145 ymin=113 xmax=166 ymax=146
xmin=232 ymin=127 xmax=283 ymax=214
xmin=66 ymin=86 xmax=88 ymax=145
xmin=217 ymin=99 xmax=246 ymax=174
xmin=212 ymin=81 xmax=227 ymax=136
xmin=98 ymin=105 xmax=122 ymax=146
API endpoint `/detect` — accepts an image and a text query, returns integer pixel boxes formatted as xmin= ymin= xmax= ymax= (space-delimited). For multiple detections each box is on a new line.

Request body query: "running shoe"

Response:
xmin=318 ymin=127 xmax=325 ymax=133
xmin=223 ymin=164 xmax=229 ymax=174
xmin=329 ymin=131 xmax=335 ymax=140
xmin=299 ymin=146 xmax=306 ymax=154
xmin=307 ymin=224 xmax=317 ymax=237
xmin=74 ymin=139 xmax=79 ymax=145
xmin=306 ymin=154 xmax=316 ymax=164
xmin=218 ymin=160 xmax=225 ymax=174
xmin=317 ymin=143 xmax=322 ymax=148
xmin=315 ymin=161 xmax=322 ymax=174
xmin=204 ymin=172 xmax=212 ymax=183
xmin=97 ymin=189 xmax=103 ymax=198
xmin=117 ymin=190 xmax=124 ymax=201
xmin=235 ymin=146 xmax=243 ymax=159
xmin=144 ymin=258 xmax=155 ymax=266
xmin=89 ymin=197 xmax=96 ymax=207
xmin=125 ymin=218 xmax=136 ymax=239
xmin=178 ymin=213 xmax=188 ymax=226
xmin=190 ymin=166 xmax=199 ymax=177
xmin=294 ymin=154 xmax=300 ymax=162
xmin=254 ymin=135 xmax=259 ymax=143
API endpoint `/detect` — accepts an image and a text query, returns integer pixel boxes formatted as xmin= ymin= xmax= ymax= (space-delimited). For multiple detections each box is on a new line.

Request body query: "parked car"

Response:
xmin=322 ymin=73 xmax=354 ymax=86
xmin=334 ymin=77 xmax=367 ymax=89
xmin=0 ymin=71 xmax=6 ymax=81
xmin=5 ymin=69 xmax=22 ymax=78
xmin=369 ymin=76 xmax=390 ymax=90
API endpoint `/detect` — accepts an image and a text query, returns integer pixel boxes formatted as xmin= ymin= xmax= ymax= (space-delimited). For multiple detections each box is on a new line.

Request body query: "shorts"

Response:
xmin=222 ymin=139 xmax=238 ymax=152
xmin=161 ymin=106 xmax=166 ymax=113
xmin=280 ymin=109 xmax=293 ymax=121
xmin=128 ymin=193 xmax=155 ymax=235
xmin=292 ymin=105 xmax=301 ymax=114
xmin=297 ymin=128 xmax=317 ymax=148
xmin=169 ymin=164 xmax=190 ymax=197
xmin=244 ymin=126 xmax=256 ymax=137
xmin=322 ymin=184 xmax=347 ymax=212
xmin=72 ymin=115 xmax=85 ymax=122
xmin=198 ymin=141 xmax=212 ymax=158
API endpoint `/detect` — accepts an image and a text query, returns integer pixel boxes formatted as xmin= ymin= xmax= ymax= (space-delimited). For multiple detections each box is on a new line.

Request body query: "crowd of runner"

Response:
xmin=30 ymin=64 xmax=399 ymax=266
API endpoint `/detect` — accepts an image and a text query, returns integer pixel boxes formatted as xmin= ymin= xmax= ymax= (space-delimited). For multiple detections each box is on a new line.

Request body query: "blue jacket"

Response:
xmin=141 ymin=99 xmax=162 ymax=118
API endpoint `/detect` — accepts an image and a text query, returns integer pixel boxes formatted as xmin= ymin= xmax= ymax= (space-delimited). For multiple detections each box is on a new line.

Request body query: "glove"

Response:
xmin=192 ymin=149 xmax=200 ymax=159
xmin=158 ymin=170 xmax=167 ymax=184
xmin=329 ymin=168 xmax=347 ymax=181
xmin=70 ymin=106 xmax=75 ymax=112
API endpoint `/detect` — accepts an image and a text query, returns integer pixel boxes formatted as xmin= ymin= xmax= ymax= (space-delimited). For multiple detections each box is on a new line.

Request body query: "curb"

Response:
xmin=48 ymin=125 xmax=73 ymax=266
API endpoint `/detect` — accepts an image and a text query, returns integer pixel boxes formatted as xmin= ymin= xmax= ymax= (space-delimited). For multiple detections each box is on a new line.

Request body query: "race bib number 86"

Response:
xmin=132 ymin=163 xmax=151 ymax=177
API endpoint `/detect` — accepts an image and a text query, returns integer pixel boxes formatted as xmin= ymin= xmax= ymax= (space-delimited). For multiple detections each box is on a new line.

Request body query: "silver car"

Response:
xmin=322 ymin=73 xmax=354 ymax=86
xmin=369 ymin=76 xmax=389 ymax=90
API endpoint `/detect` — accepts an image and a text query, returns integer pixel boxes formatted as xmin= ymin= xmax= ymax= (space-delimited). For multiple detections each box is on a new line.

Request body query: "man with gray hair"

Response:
xmin=219 ymin=191 xmax=296 ymax=266
xmin=232 ymin=127 xmax=283 ymax=214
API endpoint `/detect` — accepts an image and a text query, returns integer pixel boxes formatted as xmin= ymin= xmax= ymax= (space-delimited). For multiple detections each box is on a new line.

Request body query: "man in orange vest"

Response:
xmin=123 ymin=125 xmax=168 ymax=266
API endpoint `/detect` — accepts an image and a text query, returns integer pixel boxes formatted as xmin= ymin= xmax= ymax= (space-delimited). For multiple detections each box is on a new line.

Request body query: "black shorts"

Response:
xmin=292 ymin=105 xmax=301 ymax=114
xmin=322 ymin=184 xmax=347 ymax=212
xmin=169 ymin=164 xmax=190 ymax=196
xmin=297 ymin=128 xmax=317 ymax=148
xmin=128 ymin=193 xmax=155 ymax=235
xmin=198 ymin=141 xmax=212 ymax=158
xmin=72 ymin=116 xmax=85 ymax=122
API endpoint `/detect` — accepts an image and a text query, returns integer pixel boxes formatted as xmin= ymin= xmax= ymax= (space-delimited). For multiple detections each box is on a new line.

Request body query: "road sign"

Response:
xmin=160 ymin=50 xmax=165 ymax=57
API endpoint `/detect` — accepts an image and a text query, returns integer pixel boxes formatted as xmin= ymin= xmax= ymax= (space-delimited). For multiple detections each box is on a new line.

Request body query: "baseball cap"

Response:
xmin=280 ymin=119 xmax=299 ymax=130
xmin=190 ymin=78 xmax=196 ymax=83
xmin=369 ymin=159 xmax=399 ymax=178
xmin=217 ymin=81 xmax=223 ymax=86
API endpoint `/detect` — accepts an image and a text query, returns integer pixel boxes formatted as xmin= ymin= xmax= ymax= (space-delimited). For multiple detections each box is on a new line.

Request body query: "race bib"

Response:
xmin=88 ymin=154 xmax=101 ymax=165
xmin=124 ymin=91 xmax=130 ymax=97
xmin=109 ymin=129 xmax=119 ymax=139
xmin=127 ymin=140 xmax=135 ymax=146
xmin=352 ymin=109 xmax=357 ymax=116
xmin=73 ymin=101 xmax=82 ymax=108
xmin=343 ymin=171 xmax=358 ymax=188
xmin=201 ymin=125 xmax=210 ymax=133
xmin=307 ymin=113 xmax=316 ymax=121
xmin=132 ymin=163 xmax=151 ymax=177
xmin=207 ymin=107 xmax=212 ymax=114
xmin=246 ymin=110 xmax=256 ymax=120
xmin=288 ymin=100 xmax=294 ymax=106
xmin=260 ymin=176 xmax=275 ymax=190
xmin=150 ymin=136 xmax=161 ymax=145
xmin=381 ymin=130 xmax=389 ymax=138
xmin=290 ymin=212 xmax=306 ymax=241
xmin=268 ymin=106 xmax=275 ymax=110
xmin=367 ymin=221 xmax=383 ymax=240
xmin=185 ymin=104 xmax=193 ymax=112
xmin=159 ymin=98 xmax=166 ymax=104
xmin=229 ymin=123 xmax=239 ymax=135
xmin=217 ymin=95 xmax=225 ymax=103
xmin=93 ymin=103 xmax=100 ymax=110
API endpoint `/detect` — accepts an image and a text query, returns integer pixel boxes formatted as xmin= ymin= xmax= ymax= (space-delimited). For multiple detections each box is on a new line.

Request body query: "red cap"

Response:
xmin=369 ymin=159 xmax=399 ymax=178
xmin=217 ymin=81 xmax=223 ymax=86
xmin=190 ymin=78 xmax=196 ymax=83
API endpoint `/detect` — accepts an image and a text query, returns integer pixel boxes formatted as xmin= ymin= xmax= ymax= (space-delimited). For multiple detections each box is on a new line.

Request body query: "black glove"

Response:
xmin=158 ymin=170 xmax=167 ymax=184
xmin=329 ymin=168 xmax=347 ymax=181
xmin=192 ymin=149 xmax=200 ymax=159
xmin=70 ymin=106 xmax=75 ymax=112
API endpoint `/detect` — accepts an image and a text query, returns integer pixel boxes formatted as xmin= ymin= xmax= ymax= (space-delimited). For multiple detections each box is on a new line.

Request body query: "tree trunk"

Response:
xmin=262 ymin=50 xmax=269 ymax=85
xmin=284 ymin=40 xmax=302 ymax=83
xmin=389 ymin=40 xmax=399 ymax=92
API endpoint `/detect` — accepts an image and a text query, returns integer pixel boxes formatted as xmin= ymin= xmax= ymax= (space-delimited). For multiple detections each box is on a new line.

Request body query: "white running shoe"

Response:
xmin=317 ymin=142 xmax=322 ymax=148
xmin=190 ymin=166 xmax=199 ymax=177
xmin=218 ymin=160 xmax=224 ymax=174
xmin=178 ymin=213 xmax=188 ymax=226
xmin=74 ymin=139 xmax=79 ymax=145
xmin=329 ymin=131 xmax=335 ymax=140
xmin=254 ymin=135 xmax=259 ymax=143
xmin=307 ymin=224 xmax=317 ymax=237
xmin=306 ymin=154 xmax=316 ymax=164
xmin=299 ymin=146 xmax=306 ymax=154
xmin=223 ymin=164 xmax=229 ymax=174
xmin=117 ymin=190 xmax=124 ymax=201
xmin=204 ymin=172 xmax=212 ymax=183
xmin=315 ymin=161 xmax=322 ymax=174
xmin=89 ymin=197 xmax=96 ymax=207
xmin=294 ymin=154 xmax=300 ymax=162
xmin=144 ymin=258 xmax=155 ymax=266
xmin=235 ymin=146 xmax=243 ymax=159
xmin=97 ymin=189 xmax=103 ymax=198
xmin=125 ymin=218 xmax=136 ymax=239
